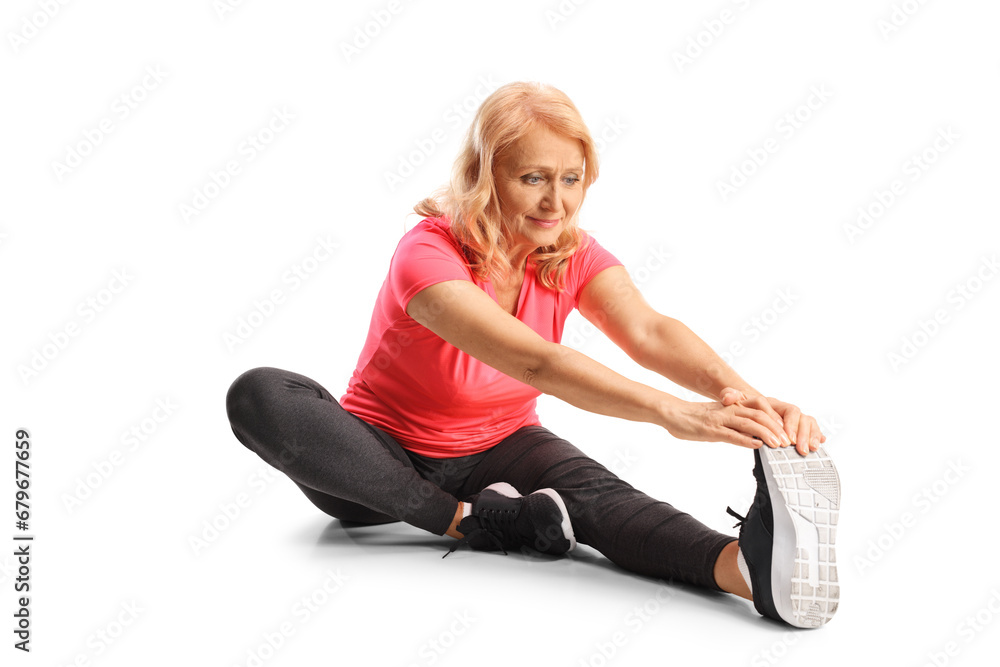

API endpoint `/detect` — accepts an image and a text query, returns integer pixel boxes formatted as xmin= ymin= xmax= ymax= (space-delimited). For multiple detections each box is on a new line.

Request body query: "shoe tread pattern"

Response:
xmin=764 ymin=446 xmax=840 ymax=627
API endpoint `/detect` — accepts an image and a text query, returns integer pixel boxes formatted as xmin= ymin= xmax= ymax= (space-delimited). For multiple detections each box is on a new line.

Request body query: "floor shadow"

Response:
xmin=309 ymin=518 xmax=780 ymax=628
xmin=315 ymin=518 xmax=450 ymax=551
xmin=565 ymin=547 xmax=758 ymax=621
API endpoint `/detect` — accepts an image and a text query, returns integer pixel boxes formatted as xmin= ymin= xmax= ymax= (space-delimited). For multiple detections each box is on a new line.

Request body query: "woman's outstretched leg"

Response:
xmin=225 ymin=366 xmax=459 ymax=536
xmin=458 ymin=425 xmax=738 ymax=592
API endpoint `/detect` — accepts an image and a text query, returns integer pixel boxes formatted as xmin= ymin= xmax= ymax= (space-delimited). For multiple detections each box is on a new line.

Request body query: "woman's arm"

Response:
xmin=578 ymin=265 xmax=821 ymax=454
xmin=407 ymin=279 xmax=787 ymax=449
xmin=577 ymin=266 xmax=758 ymax=400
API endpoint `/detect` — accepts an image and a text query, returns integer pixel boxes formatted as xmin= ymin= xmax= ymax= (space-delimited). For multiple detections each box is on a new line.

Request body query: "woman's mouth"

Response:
xmin=528 ymin=217 xmax=560 ymax=228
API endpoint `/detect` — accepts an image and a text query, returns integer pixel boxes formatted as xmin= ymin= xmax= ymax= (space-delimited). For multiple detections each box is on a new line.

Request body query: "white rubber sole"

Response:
xmin=760 ymin=445 xmax=840 ymax=628
xmin=484 ymin=482 xmax=520 ymax=498
xmin=533 ymin=488 xmax=577 ymax=552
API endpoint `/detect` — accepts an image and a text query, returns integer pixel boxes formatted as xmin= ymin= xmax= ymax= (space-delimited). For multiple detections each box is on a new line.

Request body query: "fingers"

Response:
xmin=795 ymin=420 xmax=810 ymax=456
xmin=681 ymin=398 xmax=826 ymax=453
xmin=690 ymin=402 xmax=768 ymax=449
xmin=776 ymin=407 xmax=813 ymax=457
xmin=721 ymin=427 xmax=769 ymax=451
xmin=781 ymin=406 xmax=823 ymax=456
xmin=721 ymin=392 xmax=790 ymax=448
xmin=730 ymin=412 xmax=787 ymax=449
xmin=776 ymin=402 xmax=821 ymax=456
xmin=798 ymin=416 xmax=824 ymax=455
xmin=777 ymin=402 xmax=803 ymax=452
xmin=798 ymin=424 xmax=818 ymax=456
xmin=733 ymin=433 xmax=765 ymax=449
xmin=732 ymin=404 xmax=789 ymax=448
xmin=736 ymin=398 xmax=827 ymax=456
xmin=719 ymin=387 xmax=746 ymax=406
xmin=707 ymin=423 xmax=765 ymax=449
xmin=720 ymin=430 xmax=765 ymax=450
xmin=743 ymin=395 xmax=786 ymax=435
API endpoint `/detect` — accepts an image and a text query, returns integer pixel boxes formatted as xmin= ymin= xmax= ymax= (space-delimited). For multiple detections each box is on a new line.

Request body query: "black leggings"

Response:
xmin=225 ymin=367 xmax=735 ymax=590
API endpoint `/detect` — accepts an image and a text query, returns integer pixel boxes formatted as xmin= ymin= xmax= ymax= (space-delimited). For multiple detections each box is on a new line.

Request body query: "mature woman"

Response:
xmin=225 ymin=81 xmax=840 ymax=629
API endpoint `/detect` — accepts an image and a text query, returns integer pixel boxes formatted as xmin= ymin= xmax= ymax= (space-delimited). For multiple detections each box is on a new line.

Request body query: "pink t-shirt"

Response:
xmin=339 ymin=216 xmax=623 ymax=458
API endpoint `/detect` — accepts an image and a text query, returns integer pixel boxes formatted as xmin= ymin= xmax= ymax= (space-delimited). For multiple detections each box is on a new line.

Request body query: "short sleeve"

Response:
xmin=389 ymin=219 xmax=473 ymax=311
xmin=567 ymin=232 xmax=624 ymax=307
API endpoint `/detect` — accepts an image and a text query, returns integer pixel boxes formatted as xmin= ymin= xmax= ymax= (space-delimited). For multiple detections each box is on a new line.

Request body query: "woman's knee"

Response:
xmin=225 ymin=366 xmax=284 ymax=428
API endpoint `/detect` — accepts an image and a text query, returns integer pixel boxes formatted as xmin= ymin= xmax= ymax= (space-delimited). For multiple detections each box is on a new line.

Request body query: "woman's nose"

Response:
xmin=539 ymin=183 xmax=559 ymax=211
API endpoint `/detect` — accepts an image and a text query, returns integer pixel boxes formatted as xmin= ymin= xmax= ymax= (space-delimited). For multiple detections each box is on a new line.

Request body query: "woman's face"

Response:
xmin=493 ymin=125 xmax=585 ymax=259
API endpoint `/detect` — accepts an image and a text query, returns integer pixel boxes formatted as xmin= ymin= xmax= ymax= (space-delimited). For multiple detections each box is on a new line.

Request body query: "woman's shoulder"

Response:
xmin=570 ymin=227 xmax=615 ymax=262
xmin=559 ymin=227 xmax=623 ymax=295
xmin=388 ymin=215 xmax=473 ymax=304
xmin=390 ymin=215 xmax=469 ymax=272
xmin=401 ymin=215 xmax=457 ymax=247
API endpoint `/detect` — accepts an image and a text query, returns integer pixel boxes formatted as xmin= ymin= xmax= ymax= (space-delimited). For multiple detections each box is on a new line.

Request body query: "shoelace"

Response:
xmin=442 ymin=506 xmax=519 ymax=558
xmin=726 ymin=506 xmax=746 ymax=529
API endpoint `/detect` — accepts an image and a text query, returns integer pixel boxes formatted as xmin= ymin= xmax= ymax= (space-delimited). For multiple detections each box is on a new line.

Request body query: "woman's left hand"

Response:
xmin=719 ymin=388 xmax=826 ymax=457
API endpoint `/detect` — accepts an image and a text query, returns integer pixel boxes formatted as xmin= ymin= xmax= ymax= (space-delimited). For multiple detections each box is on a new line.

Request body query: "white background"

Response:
xmin=3 ymin=1 xmax=999 ymax=665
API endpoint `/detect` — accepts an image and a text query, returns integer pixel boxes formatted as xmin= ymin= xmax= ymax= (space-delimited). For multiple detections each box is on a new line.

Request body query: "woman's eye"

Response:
xmin=521 ymin=175 xmax=579 ymax=185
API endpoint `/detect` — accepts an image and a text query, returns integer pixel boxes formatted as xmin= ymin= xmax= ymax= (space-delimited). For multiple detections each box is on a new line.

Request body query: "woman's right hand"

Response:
xmin=664 ymin=400 xmax=790 ymax=450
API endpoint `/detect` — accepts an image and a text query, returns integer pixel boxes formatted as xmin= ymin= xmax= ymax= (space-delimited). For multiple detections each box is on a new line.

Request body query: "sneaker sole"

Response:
xmin=533 ymin=488 xmax=577 ymax=552
xmin=484 ymin=482 xmax=521 ymax=498
xmin=760 ymin=445 xmax=840 ymax=628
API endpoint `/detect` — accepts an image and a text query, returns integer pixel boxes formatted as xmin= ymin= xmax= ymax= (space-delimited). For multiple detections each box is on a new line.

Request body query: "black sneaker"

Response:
xmin=727 ymin=445 xmax=841 ymax=628
xmin=443 ymin=482 xmax=575 ymax=557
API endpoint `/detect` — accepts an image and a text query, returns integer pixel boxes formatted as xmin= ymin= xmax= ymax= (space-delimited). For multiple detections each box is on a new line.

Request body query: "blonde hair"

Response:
xmin=414 ymin=81 xmax=600 ymax=291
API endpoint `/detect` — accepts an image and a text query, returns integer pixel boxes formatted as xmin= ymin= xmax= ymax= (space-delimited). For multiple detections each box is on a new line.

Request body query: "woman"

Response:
xmin=225 ymin=81 xmax=840 ymax=629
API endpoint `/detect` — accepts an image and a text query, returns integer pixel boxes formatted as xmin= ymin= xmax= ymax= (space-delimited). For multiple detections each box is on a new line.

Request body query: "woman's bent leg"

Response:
xmin=225 ymin=366 xmax=458 ymax=536
xmin=459 ymin=425 xmax=735 ymax=590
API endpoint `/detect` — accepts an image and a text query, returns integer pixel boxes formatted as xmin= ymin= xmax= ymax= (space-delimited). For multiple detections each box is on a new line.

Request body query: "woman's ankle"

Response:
xmin=445 ymin=501 xmax=465 ymax=538
xmin=714 ymin=540 xmax=752 ymax=600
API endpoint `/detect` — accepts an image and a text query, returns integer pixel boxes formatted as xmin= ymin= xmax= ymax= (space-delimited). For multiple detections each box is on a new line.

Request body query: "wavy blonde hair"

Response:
xmin=414 ymin=81 xmax=600 ymax=291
